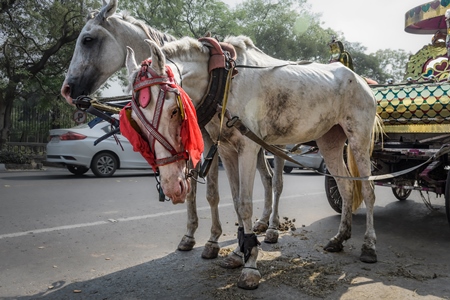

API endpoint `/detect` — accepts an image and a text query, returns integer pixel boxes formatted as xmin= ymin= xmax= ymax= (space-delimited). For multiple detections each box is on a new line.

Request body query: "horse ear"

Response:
xmin=96 ymin=0 xmax=117 ymax=21
xmin=125 ymin=46 xmax=138 ymax=77
xmin=145 ymin=39 xmax=166 ymax=76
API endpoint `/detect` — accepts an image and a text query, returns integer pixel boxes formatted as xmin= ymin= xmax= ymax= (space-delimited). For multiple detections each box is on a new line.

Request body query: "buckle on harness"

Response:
xmin=199 ymin=143 xmax=218 ymax=178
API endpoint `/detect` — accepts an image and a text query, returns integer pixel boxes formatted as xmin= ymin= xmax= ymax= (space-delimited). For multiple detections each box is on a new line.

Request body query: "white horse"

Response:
xmin=60 ymin=0 xmax=283 ymax=259
xmin=125 ymin=37 xmax=379 ymax=290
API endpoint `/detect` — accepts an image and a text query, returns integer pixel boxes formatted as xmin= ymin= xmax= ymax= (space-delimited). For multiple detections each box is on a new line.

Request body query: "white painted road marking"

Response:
xmin=0 ymin=193 xmax=323 ymax=240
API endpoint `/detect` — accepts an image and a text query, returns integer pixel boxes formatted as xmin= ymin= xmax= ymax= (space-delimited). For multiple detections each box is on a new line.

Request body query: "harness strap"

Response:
xmin=226 ymin=117 xmax=450 ymax=181
xmin=130 ymin=100 xmax=178 ymax=156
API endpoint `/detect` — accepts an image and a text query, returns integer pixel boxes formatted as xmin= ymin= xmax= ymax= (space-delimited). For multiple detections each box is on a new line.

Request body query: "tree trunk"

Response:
xmin=0 ymin=84 xmax=16 ymax=149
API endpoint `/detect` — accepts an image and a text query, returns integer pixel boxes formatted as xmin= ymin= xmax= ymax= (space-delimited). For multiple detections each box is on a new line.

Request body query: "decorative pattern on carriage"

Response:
xmin=374 ymin=82 xmax=450 ymax=133
xmin=374 ymin=0 xmax=450 ymax=134
xmin=327 ymin=2 xmax=450 ymax=226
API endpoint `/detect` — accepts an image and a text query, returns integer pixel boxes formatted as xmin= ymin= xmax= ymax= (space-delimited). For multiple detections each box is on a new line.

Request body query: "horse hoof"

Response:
xmin=252 ymin=220 xmax=268 ymax=233
xmin=218 ymin=252 xmax=243 ymax=269
xmin=323 ymin=240 xmax=344 ymax=252
xmin=237 ymin=268 xmax=261 ymax=290
xmin=264 ymin=228 xmax=279 ymax=244
xmin=201 ymin=242 xmax=220 ymax=259
xmin=360 ymin=246 xmax=377 ymax=263
xmin=177 ymin=235 xmax=195 ymax=251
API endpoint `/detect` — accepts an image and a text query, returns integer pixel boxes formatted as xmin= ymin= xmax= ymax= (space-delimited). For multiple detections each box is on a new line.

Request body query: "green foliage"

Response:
xmin=0 ymin=150 xmax=31 ymax=164
xmin=0 ymin=0 xmax=417 ymax=147
xmin=375 ymin=49 xmax=410 ymax=83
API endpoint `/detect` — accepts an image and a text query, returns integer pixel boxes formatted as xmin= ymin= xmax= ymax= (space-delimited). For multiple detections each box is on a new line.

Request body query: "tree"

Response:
xmin=119 ymin=0 xmax=235 ymax=38
xmin=0 ymin=0 xmax=413 ymax=148
xmin=0 ymin=0 xmax=100 ymax=147
xmin=230 ymin=0 xmax=335 ymax=62
xmin=374 ymin=48 xmax=410 ymax=83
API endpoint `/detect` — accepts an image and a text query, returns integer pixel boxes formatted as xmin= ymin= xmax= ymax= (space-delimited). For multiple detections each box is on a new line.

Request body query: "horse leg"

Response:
xmin=201 ymin=132 xmax=222 ymax=259
xmin=252 ymin=148 xmax=273 ymax=233
xmin=316 ymin=127 xmax=353 ymax=252
xmin=347 ymin=139 xmax=377 ymax=263
xmin=178 ymin=161 xmax=198 ymax=252
xmin=265 ymin=155 xmax=284 ymax=243
xmin=217 ymin=151 xmax=246 ymax=269
xmin=217 ymin=142 xmax=261 ymax=289
xmin=236 ymin=146 xmax=261 ymax=290
xmin=177 ymin=133 xmax=223 ymax=259
xmin=201 ymin=147 xmax=222 ymax=259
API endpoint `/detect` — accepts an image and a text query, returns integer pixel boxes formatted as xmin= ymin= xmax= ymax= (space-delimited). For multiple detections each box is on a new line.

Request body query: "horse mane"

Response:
xmin=87 ymin=10 xmax=177 ymax=47
xmin=121 ymin=12 xmax=177 ymax=46
xmin=162 ymin=35 xmax=265 ymax=59
xmin=162 ymin=37 xmax=209 ymax=59
xmin=223 ymin=35 xmax=267 ymax=55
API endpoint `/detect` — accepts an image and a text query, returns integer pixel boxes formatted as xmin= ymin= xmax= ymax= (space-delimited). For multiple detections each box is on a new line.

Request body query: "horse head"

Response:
xmin=122 ymin=40 xmax=203 ymax=204
xmin=60 ymin=0 xmax=170 ymax=105
xmin=61 ymin=0 xmax=121 ymax=104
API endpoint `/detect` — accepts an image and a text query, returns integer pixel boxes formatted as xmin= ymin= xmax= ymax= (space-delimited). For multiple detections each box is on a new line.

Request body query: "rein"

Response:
xmin=225 ymin=115 xmax=450 ymax=181
xmin=235 ymin=61 xmax=312 ymax=69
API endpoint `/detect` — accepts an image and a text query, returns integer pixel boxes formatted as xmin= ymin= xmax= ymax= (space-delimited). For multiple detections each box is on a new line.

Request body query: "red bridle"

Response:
xmin=130 ymin=60 xmax=188 ymax=169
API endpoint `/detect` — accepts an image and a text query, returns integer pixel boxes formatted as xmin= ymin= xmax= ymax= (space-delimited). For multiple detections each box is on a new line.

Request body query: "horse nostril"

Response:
xmin=179 ymin=180 xmax=184 ymax=195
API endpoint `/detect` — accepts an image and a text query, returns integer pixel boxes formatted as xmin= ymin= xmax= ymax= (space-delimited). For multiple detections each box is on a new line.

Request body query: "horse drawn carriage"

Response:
xmin=63 ymin=0 xmax=450 ymax=289
xmin=325 ymin=1 xmax=450 ymax=226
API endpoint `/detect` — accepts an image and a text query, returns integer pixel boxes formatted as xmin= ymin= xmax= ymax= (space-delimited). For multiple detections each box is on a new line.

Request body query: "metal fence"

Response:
xmin=9 ymin=102 xmax=79 ymax=143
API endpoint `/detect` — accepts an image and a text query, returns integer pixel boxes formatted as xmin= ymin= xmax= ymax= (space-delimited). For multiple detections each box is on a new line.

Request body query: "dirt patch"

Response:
xmin=199 ymin=224 xmax=450 ymax=300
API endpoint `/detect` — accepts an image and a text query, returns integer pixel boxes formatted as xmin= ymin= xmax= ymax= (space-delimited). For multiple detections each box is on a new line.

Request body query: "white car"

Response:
xmin=266 ymin=145 xmax=326 ymax=174
xmin=282 ymin=145 xmax=326 ymax=174
xmin=46 ymin=119 xmax=151 ymax=177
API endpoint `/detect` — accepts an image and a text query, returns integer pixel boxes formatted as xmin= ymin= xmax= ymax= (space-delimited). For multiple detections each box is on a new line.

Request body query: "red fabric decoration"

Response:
xmin=178 ymin=87 xmax=203 ymax=167
xmin=119 ymin=105 xmax=157 ymax=170
xmin=119 ymin=64 xmax=203 ymax=169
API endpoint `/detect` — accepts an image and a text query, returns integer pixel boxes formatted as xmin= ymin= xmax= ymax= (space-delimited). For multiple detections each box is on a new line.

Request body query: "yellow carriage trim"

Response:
xmin=405 ymin=0 xmax=450 ymax=34
xmin=374 ymin=82 xmax=450 ymax=133
xmin=404 ymin=42 xmax=449 ymax=81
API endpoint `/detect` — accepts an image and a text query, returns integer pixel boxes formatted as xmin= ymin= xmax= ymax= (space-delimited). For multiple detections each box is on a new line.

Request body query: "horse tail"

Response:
xmin=348 ymin=113 xmax=384 ymax=212
xmin=346 ymin=145 xmax=363 ymax=212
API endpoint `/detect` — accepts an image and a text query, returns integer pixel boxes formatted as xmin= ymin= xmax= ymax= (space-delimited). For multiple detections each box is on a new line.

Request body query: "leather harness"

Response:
xmin=195 ymin=37 xmax=237 ymax=128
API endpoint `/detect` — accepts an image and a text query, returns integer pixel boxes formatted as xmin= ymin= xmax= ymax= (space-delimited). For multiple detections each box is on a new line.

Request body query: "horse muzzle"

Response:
xmin=163 ymin=175 xmax=191 ymax=204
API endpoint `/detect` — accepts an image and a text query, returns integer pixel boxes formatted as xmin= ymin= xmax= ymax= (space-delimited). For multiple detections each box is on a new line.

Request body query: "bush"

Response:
xmin=0 ymin=150 xmax=31 ymax=164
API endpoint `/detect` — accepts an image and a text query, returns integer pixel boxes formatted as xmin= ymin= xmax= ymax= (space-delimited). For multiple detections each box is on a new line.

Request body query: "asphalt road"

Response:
xmin=1 ymin=166 xmax=450 ymax=299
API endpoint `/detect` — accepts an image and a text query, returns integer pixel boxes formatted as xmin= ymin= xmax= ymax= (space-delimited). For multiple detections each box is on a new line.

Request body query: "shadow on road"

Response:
xmin=6 ymin=198 xmax=450 ymax=300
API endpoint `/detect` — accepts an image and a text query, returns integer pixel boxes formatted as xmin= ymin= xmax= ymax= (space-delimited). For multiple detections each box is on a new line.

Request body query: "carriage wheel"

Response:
xmin=391 ymin=186 xmax=412 ymax=201
xmin=324 ymin=173 xmax=342 ymax=214
xmin=445 ymin=171 xmax=450 ymax=226
xmin=391 ymin=179 xmax=413 ymax=201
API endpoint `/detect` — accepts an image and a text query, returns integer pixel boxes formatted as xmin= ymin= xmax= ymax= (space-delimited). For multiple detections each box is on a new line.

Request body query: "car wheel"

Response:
xmin=283 ymin=166 xmax=293 ymax=174
xmin=67 ymin=165 xmax=89 ymax=176
xmin=91 ymin=152 xmax=118 ymax=177
xmin=318 ymin=161 xmax=327 ymax=173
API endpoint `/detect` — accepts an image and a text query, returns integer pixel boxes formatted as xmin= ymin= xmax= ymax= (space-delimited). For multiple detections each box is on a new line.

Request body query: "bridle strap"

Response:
xmin=131 ymin=62 xmax=189 ymax=168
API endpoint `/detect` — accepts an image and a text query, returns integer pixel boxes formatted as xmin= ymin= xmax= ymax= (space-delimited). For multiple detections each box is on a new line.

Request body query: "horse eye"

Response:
xmin=83 ymin=37 xmax=93 ymax=44
xmin=171 ymin=108 xmax=179 ymax=118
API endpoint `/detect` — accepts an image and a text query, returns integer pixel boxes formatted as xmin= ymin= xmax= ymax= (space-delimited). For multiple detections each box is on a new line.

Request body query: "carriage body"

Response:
xmin=326 ymin=1 xmax=450 ymax=223
xmin=371 ymin=82 xmax=450 ymax=198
